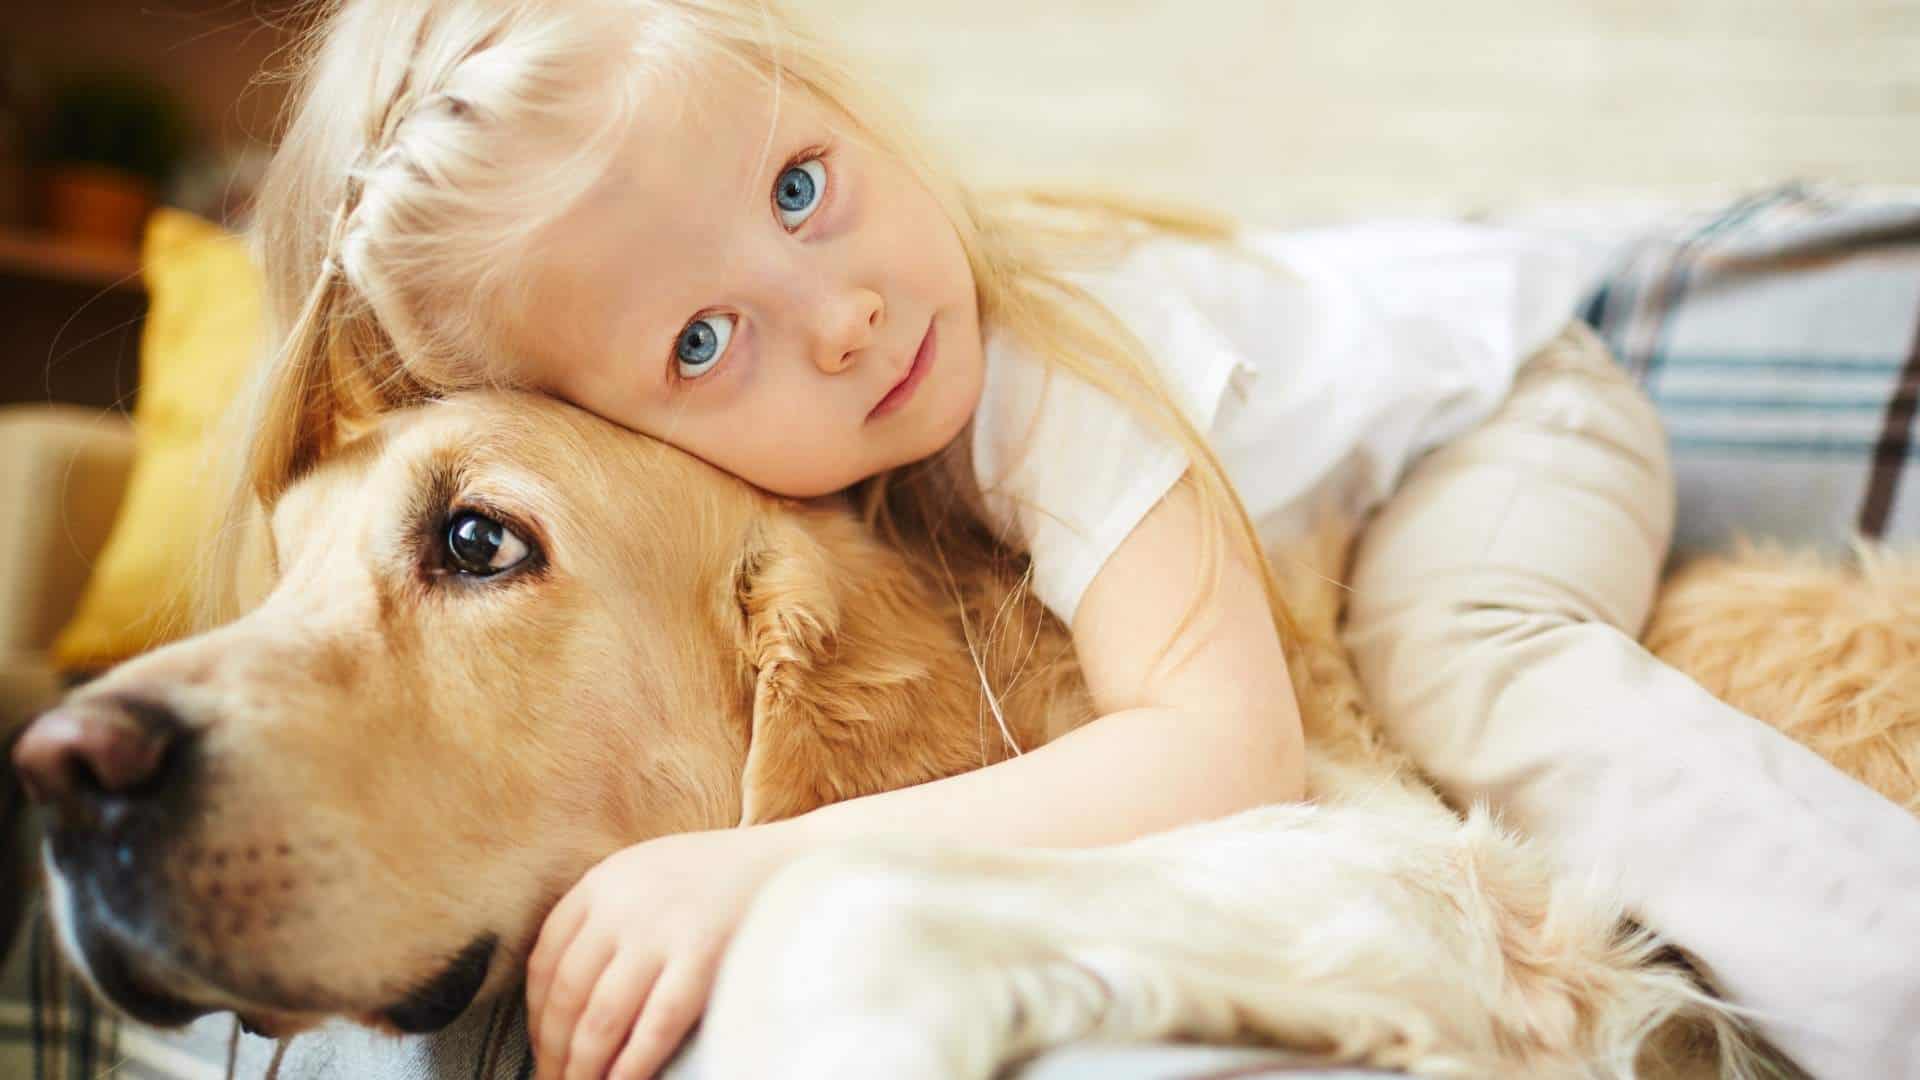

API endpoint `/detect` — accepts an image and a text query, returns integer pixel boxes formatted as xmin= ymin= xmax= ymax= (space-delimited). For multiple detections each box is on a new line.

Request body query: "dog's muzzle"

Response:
xmin=13 ymin=696 xmax=213 ymax=1025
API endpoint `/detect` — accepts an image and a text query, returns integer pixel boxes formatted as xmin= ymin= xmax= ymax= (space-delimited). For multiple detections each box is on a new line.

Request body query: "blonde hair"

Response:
xmin=221 ymin=0 xmax=1300 ymax=661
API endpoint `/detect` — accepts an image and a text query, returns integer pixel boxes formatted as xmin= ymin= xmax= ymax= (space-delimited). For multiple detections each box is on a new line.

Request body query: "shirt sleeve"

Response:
xmin=970 ymin=242 xmax=1251 ymax=625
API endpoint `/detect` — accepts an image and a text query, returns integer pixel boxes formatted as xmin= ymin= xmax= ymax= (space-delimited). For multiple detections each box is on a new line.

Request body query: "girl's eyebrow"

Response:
xmin=748 ymin=78 xmax=785 ymax=192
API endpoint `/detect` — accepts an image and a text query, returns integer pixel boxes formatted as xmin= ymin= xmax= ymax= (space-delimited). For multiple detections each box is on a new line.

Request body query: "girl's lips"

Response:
xmin=868 ymin=321 xmax=936 ymax=421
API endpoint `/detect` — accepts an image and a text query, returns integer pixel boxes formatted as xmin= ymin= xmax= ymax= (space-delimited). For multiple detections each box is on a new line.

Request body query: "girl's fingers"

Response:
xmin=534 ymin=925 xmax=618 ymax=1077
xmin=525 ymin=888 xmax=590 ymax=1030
xmin=562 ymin=949 xmax=664 ymax=1080
xmin=606 ymin=952 xmax=719 ymax=1080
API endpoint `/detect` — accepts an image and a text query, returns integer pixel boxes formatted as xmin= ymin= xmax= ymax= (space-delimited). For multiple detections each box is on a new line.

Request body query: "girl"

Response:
xmin=231 ymin=2 xmax=1920 ymax=1078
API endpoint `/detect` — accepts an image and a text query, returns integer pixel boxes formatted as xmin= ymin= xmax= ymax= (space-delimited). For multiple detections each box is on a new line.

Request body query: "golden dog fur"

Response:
xmin=1647 ymin=545 xmax=1920 ymax=814
xmin=25 ymin=390 xmax=1918 ymax=1077
xmin=30 ymin=392 xmax=1084 ymax=1038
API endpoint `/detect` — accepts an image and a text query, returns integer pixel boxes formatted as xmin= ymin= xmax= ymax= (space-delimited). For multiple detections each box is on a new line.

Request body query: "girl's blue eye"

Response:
xmin=773 ymin=158 xmax=827 ymax=230
xmin=675 ymin=313 xmax=735 ymax=379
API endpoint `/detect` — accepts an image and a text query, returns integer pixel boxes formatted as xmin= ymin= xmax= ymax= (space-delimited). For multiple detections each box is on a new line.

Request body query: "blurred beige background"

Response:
xmin=5 ymin=0 xmax=1918 ymax=224
xmin=816 ymin=0 xmax=1920 ymax=221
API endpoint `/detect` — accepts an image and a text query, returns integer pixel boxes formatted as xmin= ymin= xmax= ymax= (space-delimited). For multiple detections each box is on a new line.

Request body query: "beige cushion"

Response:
xmin=0 ymin=405 xmax=134 ymax=656
xmin=1 ymin=654 xmax=62 ymax=735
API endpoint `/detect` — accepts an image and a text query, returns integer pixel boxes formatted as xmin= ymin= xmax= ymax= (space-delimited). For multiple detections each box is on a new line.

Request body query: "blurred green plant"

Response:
xmin=39 ymin=73 xmax=188 ymax=190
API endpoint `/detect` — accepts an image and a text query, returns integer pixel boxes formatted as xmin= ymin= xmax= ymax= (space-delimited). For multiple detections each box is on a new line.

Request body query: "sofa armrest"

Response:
xmin=0 ymin=405 xmax=129 ymax=964
xmin=0 ymin=405 xmax=134 ymax=657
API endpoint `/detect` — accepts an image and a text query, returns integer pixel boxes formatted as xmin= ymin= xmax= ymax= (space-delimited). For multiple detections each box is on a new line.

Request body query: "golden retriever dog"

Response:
xmin=13 ymin=391 xmax=1916 ymax=1077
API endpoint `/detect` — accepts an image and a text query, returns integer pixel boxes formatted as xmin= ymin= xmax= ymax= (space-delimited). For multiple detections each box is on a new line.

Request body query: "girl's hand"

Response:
xmin=526 ymin=824 xmax=802 ymax=1080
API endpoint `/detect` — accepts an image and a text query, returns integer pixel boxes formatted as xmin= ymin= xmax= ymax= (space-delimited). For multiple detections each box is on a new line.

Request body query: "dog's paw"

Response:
xmin=703 ymin=847 xmax=1011 ymax=1079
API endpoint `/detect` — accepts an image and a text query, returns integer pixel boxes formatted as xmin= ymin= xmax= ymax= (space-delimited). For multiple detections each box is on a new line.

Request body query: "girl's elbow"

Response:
xmin=1250 ymin=678 xmax=1308 ymax=802
xmin=1214 ymin=701 xmax=1307 ymax=805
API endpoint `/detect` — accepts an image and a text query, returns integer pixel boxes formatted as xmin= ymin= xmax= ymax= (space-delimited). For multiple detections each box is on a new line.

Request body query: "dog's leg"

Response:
xmin=704 ymin=797 xmax=1749 ymax=1079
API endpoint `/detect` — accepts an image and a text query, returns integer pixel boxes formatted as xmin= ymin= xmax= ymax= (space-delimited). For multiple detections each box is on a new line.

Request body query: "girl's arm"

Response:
xmin=785 ymin=477 xmax=1306 ymax=849
xmin=528 ymin=479 xmax=1305 ymax=1080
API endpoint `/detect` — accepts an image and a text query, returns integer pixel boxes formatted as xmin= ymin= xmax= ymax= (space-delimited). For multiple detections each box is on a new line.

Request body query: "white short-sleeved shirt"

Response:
xmin=971 ymin=221 xmax=1589 ymax=624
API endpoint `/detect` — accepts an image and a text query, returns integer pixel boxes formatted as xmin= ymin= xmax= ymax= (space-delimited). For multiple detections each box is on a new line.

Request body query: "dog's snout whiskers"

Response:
xmin=225 ymin=1019 xmax=294 ymax=1080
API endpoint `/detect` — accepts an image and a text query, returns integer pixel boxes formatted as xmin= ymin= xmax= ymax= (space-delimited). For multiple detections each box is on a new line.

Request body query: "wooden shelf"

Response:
xmin=0 ymin=226 xmax=144 ymax=292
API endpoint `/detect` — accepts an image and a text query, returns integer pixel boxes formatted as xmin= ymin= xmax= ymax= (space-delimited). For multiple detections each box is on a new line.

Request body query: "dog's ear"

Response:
xmin=729 ymin=509 xmax=971 ymax=826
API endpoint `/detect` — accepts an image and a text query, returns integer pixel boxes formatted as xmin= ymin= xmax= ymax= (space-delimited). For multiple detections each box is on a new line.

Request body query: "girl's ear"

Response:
xmin=727 ymin=508 xmax=972 ymax=826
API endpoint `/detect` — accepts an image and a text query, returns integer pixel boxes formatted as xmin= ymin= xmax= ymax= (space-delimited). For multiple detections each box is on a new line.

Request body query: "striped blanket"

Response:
xmin=1583 ymin=184 xmax=1920 ymax=550
xmin=6 ymin=184 xmax=1917 ymax=1079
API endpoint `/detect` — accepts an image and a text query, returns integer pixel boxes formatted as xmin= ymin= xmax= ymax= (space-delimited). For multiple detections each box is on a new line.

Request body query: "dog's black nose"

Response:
xmin=12 ymin=698 xmax=186 ymax=824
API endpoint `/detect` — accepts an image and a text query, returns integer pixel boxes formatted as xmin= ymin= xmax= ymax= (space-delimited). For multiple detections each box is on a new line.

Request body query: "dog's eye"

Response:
xmin=444 ymin=512 xmax=530 ymax=577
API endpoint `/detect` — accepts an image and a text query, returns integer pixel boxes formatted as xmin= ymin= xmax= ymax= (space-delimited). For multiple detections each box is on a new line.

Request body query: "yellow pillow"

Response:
xmin=52 ymin=210 xmax=263 ymax=671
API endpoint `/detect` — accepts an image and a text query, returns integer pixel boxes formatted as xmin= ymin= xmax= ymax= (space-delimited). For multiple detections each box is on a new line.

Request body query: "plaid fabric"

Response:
xmin=6 ymin=184 xmax=1915 ymax=1078
xmin=1582 ymin=183 xmax=1920 ymax=551
xmin=1 ymin=906 xmax=205 ymax=1080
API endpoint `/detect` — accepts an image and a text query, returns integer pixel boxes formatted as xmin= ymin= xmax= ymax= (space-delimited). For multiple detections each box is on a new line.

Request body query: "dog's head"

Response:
xmin=12 ymin=391 xmax=1075 ymax=1036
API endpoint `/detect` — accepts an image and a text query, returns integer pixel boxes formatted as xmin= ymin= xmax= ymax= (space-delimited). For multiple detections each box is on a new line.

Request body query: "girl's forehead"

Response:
xmin=605 ymin=64 xmax=845 ymax=197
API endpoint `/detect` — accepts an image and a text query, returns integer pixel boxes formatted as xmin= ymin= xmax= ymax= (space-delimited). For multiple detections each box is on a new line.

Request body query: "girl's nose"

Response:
xmin=813 ymin=287 xmax=885 ymax=374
